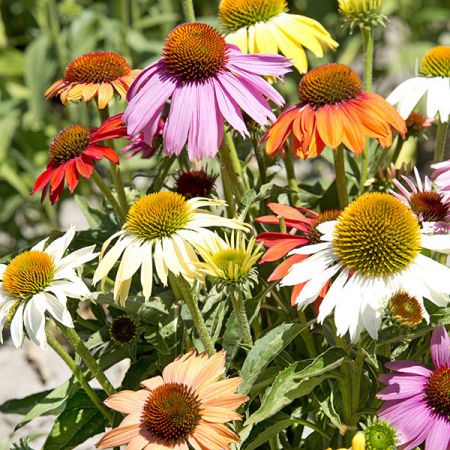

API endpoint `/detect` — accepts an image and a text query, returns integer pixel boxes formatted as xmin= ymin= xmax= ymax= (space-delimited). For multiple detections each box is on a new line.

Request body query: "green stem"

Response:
xmin=284 ymin=149 xmax=301 ymax=206
xmin=390 ymin=135 xmax=404 ymax=165
xmin=57 ymin=323 xmax=116 ymax=397
xmin=297 ymin=310 xmax=317 ymax=359
xmin=225 ymin=130 xmax=249 ymax=191
xmin=169 ymin=275 xmax=215 ymax=356
xmin=252 ymin=135 xmax=267 ymax=184
xmin=333 ymin=147 xmax=349 ymax=209
xmin=219 ymin=141 xmax=243 ymax=202
xmin=361 ymin=27 xmax=374 ymax=93
xmin=91 ymin=169 xmax=126 ymax=222
xmin=434 ymin=120 xmax=449 ymax=163
xmin=181 ymin=0 xmax=196 ymax=22
xmin=220 ymin=162 xmax=237 ymax=217
xmin=351 ymin=346 xmax=365 ymax=421
xmin=149 ymin=155 xmax=176 ymax=192
xmin=230 ymin=290 xmax=253 ymax=349
xmin=46 ymin=329 xmax=114 ymax=424
xmin=97 ymin=105 xmax=129 ymax=217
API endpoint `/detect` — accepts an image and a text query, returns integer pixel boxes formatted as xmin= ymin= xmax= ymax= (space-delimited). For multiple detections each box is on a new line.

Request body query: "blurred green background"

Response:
xmin=0 ymin=0 xmax=448 ymax=255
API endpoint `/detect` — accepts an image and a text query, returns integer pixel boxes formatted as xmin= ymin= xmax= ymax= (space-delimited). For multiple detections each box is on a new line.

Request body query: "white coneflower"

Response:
xmin=281 ymin=193 xmax=450 ymax=341
xmin=0 ymin=228 xmax=97 ymax=348
xmin=94 ymin=192 xmax=248 ymax=304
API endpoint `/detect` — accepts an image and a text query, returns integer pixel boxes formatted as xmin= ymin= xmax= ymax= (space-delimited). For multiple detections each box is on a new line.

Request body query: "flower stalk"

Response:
xmin=284 ymin=149 xmax=301 ymax=206
xmin=333 ymin=146 xmax=349 ymax=208
xmin=56 ymin=323 xmax=116 ymax=397
xmin=434 ymin=120 xmax=449 ymax=163
xmin=181 ymin=0 xmax=196 ymax=23
xmin=46 ymin=328 xmax=114 ymax=424
xmin=91 ymin=169 xmax=126 ymax=222
xmin=230 ymin=289 xmax=253 ymax=348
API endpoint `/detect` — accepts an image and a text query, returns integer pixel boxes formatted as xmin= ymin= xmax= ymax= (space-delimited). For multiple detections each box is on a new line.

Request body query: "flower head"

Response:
xmin=32 ymin=114 xmax=126 ymax=204
xmin=109 ymin=315 xmax=140 ymax=346
xmin=46 ymin=51 xmax=140 ymax=109
xmin=175 ymin=169 xmax=218 ymax=199
xmin=262 ymin=63 xmax=406 ymax=159
xmin=387 ymin=290 xmax=425 ymax=328
xmin=94 ymin=193 xmax=248 ymax=304
xmin=387 ymin=46 xmax=450 ymax=122
xmin=390 ymin=167 xmax=450 ymax=234
xmin=405 ymin=112 xmax=433 ymax=139
xmin=338 ymin=0 xmax=387 ymax=31
xmin=219 ymin=0 xmax=338 ymax=73
xmin=0 ymin=228 xmax=97 ymax=348
xmin=123 ymin=23 xmax=291 ymax=161
xmin=280 ymin=193 xmax=450 ymax=340
xmin=377 ymin=325 xmax=450 ymax=450
xmin=96 ymin=350 xmax=248 ymax=450
xmin=361 ymin=418 xmax=398 ymax=450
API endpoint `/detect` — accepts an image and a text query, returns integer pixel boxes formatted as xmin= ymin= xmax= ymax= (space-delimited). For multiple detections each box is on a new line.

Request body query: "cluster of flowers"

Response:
xmin=1 ymin=0 xmax=449 ymax=448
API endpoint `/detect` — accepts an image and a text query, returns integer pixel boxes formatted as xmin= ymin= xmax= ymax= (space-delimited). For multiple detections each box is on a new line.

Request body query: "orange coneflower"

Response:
xmin=96 ymin=350 xmax=248 ymax=450
xmin=45 ymin=51 xmax=140 ymax=109
xmin=262 ymin=63 xmax=406 ymax=159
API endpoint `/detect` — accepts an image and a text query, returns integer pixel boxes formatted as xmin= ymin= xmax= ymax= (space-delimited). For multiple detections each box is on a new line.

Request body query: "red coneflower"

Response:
xmin=262 ymin=63 xmax=406 ymax=159
xmin=45 ymin=51 xmax=140 ymax=109
xmin=32 ymin=114 xmax=126 ymax=204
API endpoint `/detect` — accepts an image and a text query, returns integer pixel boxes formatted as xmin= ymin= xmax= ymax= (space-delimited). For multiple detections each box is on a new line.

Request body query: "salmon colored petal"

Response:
xmin=366 ymin=92 xmax=406 ymax=137
xmin=315 ymin=105 xmax=343 ymax=149
xmin=192 ymin=423 xmax=238 ymax=450
xmin=104 ymin=390 xmax=149 ymax=414
xmin=261 ymin=238 xmax=310 ymax=262
xmin=263 ymin=107 xmax=298 ymax=156
xmin=266 ymin=202 xmax=309 ymax=222
xmin=256 ymin=231 xmax=308 ymax=247
xmin=268 ymin=254 xmax=308 ymax=282
xmin=340 ymin=105 xmax=366 ymax=155
xmin=49 ymin=177 xmax=65 ymax=204
xmin=200 ymin=406 xmax=242 ymax=423
xmin=141 ymin=376 xmax=163 ymax=391
xmin=291 ymin=282 xmax=307 ymax=306
xmin=45 ymin=79 xmax=65 ymax=98
xmin=126 ymin=433 xmax=152 ymax=450
xmin=120 ymin=413 xmax=142 ymax=427
xmin=190 ymin=351 xmax=225 ymax=390
xmin=197 ymin=377 xmax=243 ymax=400
xmin=98 ymin=83 xmax=114 ymax=109
xmin=202 ymin=395 xmax=248 ymax=409
xmin=96 ymin=425 xmax=141 ymax=448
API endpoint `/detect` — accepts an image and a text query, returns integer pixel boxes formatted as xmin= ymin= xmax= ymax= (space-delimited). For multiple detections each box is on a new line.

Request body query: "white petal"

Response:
xmin=415 ymin=254 xmax=450 ymax=294
xmin=387 ymin=78 xmax=429 ymax=119
xmin=43 ymin=292 xmax=73 ymax=327
xmin=116 ymin=240 xmax=145 ymax=282
xmin=334 ymin=276 xmax=362 ymax=339
xmin=45 ymin=226 xmax=76 ymax=264
xmin=50 ymin=278 xmax=91 ymax=299
xmin=93 ymin=236 xmax=131 ymax=284
xmin=154 ymin=240 xmax=168 ymax=286
xmin=316 ymin=221 xmax=337 ymax=240
xmin=426 ymin=77 xmax=444 ymax=119
xmin=31 ymin=238 xmax=47 ymax=251
xmin=162 ymin=237 xmax=182 ymax=276
xmin=140 ymin=242 xmax=153 ymax=300
xmin=0 ymin=264 xmax=7 ymax=279
xmin=289 ymin=242 xmax=331 ymax=255
xmin=24 ymin=295 xmax=47 ymax=348
xmin=421 ymin=234 xmax=450 ymax=254
xmin=10 ymin=302 xmax=25 ymax=348
xmin=56 ymin=245 xmax=97 ymax=272
xmin=317 ymin=269 xmax=350 ymax=322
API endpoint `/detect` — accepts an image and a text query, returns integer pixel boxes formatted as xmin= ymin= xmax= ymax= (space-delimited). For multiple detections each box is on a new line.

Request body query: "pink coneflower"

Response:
xmin=432 ymin=159 xmax=450 ymax=197
xmin=123 ymin=23 xmax=291 ymax=161
xmin=377 ymin=325 xmax=450 ymax=450
xmin=390 ymin=167 xmax=450 ymax=234
xmin=96 ymin=350 xmax=248 ymax=449
xmin=121 ymin=118 xmax=164 ymax=159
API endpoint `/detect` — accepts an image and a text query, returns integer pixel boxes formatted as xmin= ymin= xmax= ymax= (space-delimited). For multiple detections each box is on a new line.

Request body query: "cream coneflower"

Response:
xmin=93 ymin=193 xmax=249 ymax=304
xmin=338 ymin=0 xmax=387 ymax=32
xmin=387 ymin=46 xmax=450 ymax=122
xmin=45 ymin=51 xmax=140 ymax=109
xmin=96 ymin=350 xmax=248 ymax=450
xmin=219 ymin=0 xmax=338 ymax=73
xmin=280 ymin=193 xmax=450 ymax=341
xmin=0 ymin=228 xmax=97 ymax=348
xmin=262 ymin=63 xmax=406 ymax=159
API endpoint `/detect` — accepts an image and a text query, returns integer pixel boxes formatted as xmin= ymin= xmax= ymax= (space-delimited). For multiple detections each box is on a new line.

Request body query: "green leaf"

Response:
xmin=15 ymin=379 xmax=77 ymax=430
xmin=121 ymin=355 xmax=157 ymax=390
xmin=239 ymin=321 xmax=314 ymax=394
xmin=0 ymin=49 xmax=24 ymax=77
xmin=243 ymin=418 xmax=296 ymax=450
xmin=0 ymin=390 xmax=52 ymax=415
xmin=43 ymin=389 xmax=107 ymax=450
xmin=245 ymin=347 xmax=345 ymax=425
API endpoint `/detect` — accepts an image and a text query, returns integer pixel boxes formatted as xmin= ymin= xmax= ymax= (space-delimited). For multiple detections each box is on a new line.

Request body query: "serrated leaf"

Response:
xmin=43 ymin=389 xmax=107 ymax=450
xmin=245 ymin=347 xmax=345 ymax=425
xmin=242 ymin=418 xmax=295 ymax=450
xmin=239 ymin=321 xmax=314 ymax=394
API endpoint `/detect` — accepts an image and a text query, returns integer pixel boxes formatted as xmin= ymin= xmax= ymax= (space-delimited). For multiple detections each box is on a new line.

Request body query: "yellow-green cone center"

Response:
xmin=125 ymin=192 xmax=191 ymax=240
xmin=298 ymin=63 xmax=362 ymax=108
xmin=211 ymin=248 xmax=248 ymax=280
xmin=333 ymin=193 xmax=421 ymax=277
xmin=219 ymin=0 xmax=287 ymax=32
xmin=419 ymin=46 xmax=450 ymax=78
xmin=143 ymin=382 xmax=201 ymax=442
xmin=3 ymin=251 xmax=54 ymax=299
xmin=49 ymin=125 xmax=91 ymax=164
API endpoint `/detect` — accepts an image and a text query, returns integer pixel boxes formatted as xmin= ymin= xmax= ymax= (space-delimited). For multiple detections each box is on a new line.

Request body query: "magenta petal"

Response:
xmin=430 ymin=324 xmax=450 ymax=369
xmin=385 ymin=361 xmax=433 ymax=377
xmin=217 ymin=71 xmax=275 ymax=126
xmin=226 ymin=50 xmax=292 ymax=77
xmin=213 ymin=78 xmax=248 ymax=137
xmin=377 ymin=373 xmax=427 ymax=401
xmin=124 ymin=70 xmax=177 ymax=136
xmin=127 ymin=60 xmax=162 ymax=100
xmin=163 ymin=81 xmax=194 ymax=155
xmin=425 ymin=415 xmax=450 ymax=450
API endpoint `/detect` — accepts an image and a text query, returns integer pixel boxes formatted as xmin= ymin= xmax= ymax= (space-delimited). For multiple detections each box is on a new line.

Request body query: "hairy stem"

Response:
xmin=230 ymin=289 xmax=253 ymax=349
xmin=181 ymin=0 xmax=196 ymax=22
xmin=91 ymin=169 xmax=125 ymax=222
xmin=333 ymin=147 xmax=349 ymax=208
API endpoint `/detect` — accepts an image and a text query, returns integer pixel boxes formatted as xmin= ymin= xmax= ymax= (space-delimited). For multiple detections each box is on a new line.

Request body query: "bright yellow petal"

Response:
xmin=254 ymin=21 xmax=278 ymax=54
xmin=290 ymin=14 xmax=338 ymax=49
xmin=247 ymin=24 xmax=256 ymax=54
xmin=225 ymin=27 xmax=248 ymax=54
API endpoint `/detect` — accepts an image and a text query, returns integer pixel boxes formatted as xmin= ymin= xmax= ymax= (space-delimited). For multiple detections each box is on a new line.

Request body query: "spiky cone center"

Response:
xmin=425 ymin=366 xmax=450 ymax=419
xmin=298 ymin=64 xmax=362 ymax=108
xmin=175 ymin=169 xmax=217 ymax=199
xmin=49 ymin=125 xmax=91 ymax=164
xmin=109 ymin=316 xmax=138 ymax=345
xmin=162 ymin=23 xmax=228 ymax=81
xmin=3 ymin=251 xmax=54 ymax=299
xmin=211 ymin=248 xmax=251 ymax=281
xmin=306 ymin=209 xmax=341 ymax=244
xmin=64 ymin=51 xmax=131 ymax=84
xmin=219 ymin=0 xmax=287 ymax=31
xmin=364 ymin=420 xmax=398 ymax=450
xmin=387 ymin=291 xmax=423 ymax=328
xmin=333 ymin=193 xmax=421 ymax=277
xmin=409 ymin=191 xmax=448 ymax=222
xmin=419 ymin=46 xmax=450 ymax=78
xmin=125 ymin=192 xmax=191 ymax=240
xmin=338 ymin=0 xmax=385 ymax=29
xmin=143 ymin=382 xmax=201 ymax=442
